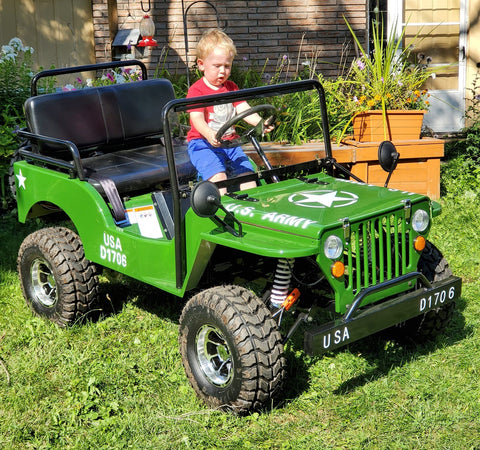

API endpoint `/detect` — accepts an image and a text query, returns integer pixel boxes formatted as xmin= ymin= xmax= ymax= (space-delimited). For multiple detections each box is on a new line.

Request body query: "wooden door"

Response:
xmin=388 ymin=0 xmax=467 ymax=133
xmin=0 ymin=0 xmax=94 ymax=71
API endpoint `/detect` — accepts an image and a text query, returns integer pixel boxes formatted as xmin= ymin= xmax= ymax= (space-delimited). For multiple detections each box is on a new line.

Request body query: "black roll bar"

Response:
xmin=161 ymin=79 xmax=333 ymax=289
xmin=30 ymin=60 xmax=148 ymax=96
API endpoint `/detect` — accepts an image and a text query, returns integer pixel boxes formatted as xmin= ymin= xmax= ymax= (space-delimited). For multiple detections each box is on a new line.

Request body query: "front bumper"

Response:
xmin=304 ymin=274 xmax=462 ymax=355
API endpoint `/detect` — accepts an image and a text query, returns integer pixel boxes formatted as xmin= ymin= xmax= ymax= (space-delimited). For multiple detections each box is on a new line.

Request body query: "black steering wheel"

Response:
xmin=214 ymin=104 xmax=277 ymax=148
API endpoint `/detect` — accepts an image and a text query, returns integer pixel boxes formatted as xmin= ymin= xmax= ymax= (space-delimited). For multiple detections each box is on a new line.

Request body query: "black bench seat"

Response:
xmin=83 ymin=142 xmax=196 ymax=196
xmin=21 ymin=77 xmax=196 ymax=222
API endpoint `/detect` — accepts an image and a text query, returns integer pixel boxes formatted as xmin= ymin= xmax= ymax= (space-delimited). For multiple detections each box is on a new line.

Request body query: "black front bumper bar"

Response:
xmin=304 ymin=275 xmax=462 ymax=356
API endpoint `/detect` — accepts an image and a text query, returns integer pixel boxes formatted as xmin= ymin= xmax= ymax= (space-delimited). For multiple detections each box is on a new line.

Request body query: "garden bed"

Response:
xmin=245 ymin=137 xmax=444 ymax=199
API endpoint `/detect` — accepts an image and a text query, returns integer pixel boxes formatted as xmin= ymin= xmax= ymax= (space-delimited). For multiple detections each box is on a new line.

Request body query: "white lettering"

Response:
xmin=449 ymin=286 xmax=455 ymax=299
xmin=100 ymin=233 xmax=127 ymax=267
xmin=420 ymin=297 xmax=426 ymax=311
xmin=323 ymin=334 xmax=331 ymax=349
xmin=262 ymin=212 xmax=278 ymax=222
xmin=261 ymin=212 xmax=317 ymax=229
xmin=322 ymin=326 xmax=350 ymax=349
xmin=419 ymin=287 xmax=456 ymax=312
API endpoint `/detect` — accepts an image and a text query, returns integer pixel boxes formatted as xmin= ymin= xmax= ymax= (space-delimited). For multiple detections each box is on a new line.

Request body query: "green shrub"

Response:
xmin=0 ymin=38 xmax=36 ymax=209
xmin=462 ymin=69 xmax=480 ymax=163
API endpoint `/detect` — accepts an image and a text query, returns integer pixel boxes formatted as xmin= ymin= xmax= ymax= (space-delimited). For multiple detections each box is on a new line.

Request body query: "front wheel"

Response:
xmin=392 ymin=241 xmax=456 ymax=340
xmin=179 ymin=285 xmax=286 ymax=414
xmin=17 ymin=227 xmax=99 ymax=326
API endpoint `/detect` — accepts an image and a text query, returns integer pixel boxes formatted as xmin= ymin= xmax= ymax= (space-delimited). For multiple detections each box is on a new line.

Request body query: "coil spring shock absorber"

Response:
xmin=270 ymin=258 xmax=295 ymax=308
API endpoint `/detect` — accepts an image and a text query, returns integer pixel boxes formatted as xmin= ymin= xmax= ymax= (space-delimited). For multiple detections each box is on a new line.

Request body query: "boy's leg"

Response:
xmin=237 ymin=173 xmax=257 ymax=191
xmin=226 ymin=146 xmax=257 ymax=191
xmin=188 ymin=139 xmax=229 ymax=195
xmin=208 ymin=171 xmax=228 ymax=196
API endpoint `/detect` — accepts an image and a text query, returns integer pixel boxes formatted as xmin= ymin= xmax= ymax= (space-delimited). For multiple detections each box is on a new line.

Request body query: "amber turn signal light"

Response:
xmin=414 ymin=235 xmax=426 ymax=252
xmin=331 ymin=261 xmax=345 ymax=278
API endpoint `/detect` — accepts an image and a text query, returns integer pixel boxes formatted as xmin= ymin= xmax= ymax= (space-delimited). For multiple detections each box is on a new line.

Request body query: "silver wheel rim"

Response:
xmin=30 ymin=258 xmax=57 ymax=307
xmin=196 ymin=324 xmax=233 ymax=387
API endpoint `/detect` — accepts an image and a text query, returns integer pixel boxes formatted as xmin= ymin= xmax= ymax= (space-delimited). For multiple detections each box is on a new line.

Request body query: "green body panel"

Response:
xmin=14 ymin=162 xmax=432 ymax=311
xmin=14 ymin=162 xmax=183 ymax=295
xmin=208 ymin=173 xmax=430 ymax=313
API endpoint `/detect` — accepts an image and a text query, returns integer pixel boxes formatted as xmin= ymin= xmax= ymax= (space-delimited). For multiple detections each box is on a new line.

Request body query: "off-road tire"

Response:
xmin=394 ymin=240 xmax=455 ymax=340
xmin=18 ymin=227 xmax=99 ymax=326
xmin=179 ymin=285 xmax=286 ymax=414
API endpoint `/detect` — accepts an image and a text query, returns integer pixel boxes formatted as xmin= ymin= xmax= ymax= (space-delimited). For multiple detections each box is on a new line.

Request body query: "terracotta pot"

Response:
xmin=352 ymin=110 xmax=426 ymax=142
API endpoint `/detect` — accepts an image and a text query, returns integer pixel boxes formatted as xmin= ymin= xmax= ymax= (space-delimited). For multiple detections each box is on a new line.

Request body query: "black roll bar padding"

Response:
xmin=161 ymin=79 xmax=333 ymax=289
xmin=17 ymin=130 xmax=85 ymax=180
xmin=30 ymin=60 xmax=148 ymax=96
xmin=343 ymin=271 xmax=433 ymax=323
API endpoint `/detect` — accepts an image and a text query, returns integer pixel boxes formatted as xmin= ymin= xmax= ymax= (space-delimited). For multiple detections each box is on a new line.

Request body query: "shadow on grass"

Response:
xmin=332 ymin=296 xmax=470 ymax=395
xmin=279 ymin=295 xmax=469 ymax=403
xmin=0 ymin=212 xmax=40 ymax=271
xmin=93 ymin=276 xmax=185 ymax=325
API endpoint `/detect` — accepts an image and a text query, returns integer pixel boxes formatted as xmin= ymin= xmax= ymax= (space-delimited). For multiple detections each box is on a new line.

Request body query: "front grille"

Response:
xmin=344 ymin=212 xmax=412 ymax=293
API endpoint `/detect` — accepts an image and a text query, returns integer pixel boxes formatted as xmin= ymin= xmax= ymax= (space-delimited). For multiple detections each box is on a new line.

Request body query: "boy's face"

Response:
xmin=198 ymin=47 xmax=233 ymax=88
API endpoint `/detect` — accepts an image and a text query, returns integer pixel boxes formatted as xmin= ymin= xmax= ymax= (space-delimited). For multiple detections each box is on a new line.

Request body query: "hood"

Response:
xmin=222 ymin=174 xmax=427 ymax=240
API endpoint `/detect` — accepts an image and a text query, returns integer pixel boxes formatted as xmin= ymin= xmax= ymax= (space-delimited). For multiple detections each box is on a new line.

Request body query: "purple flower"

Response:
xmin=356 ymin=59 xmax=365 ymax=70
xmin=106 ymin=72 xmax=114 ymax=82
xmin=76 ymin=77 xmax=82 ymax=84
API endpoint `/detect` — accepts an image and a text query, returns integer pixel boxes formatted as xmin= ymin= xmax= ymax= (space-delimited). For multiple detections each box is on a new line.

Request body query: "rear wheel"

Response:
xmin=179 ymin=285 xmax=286 ymax=414
xmin=17 ymin=227 xmax=99 ymax=326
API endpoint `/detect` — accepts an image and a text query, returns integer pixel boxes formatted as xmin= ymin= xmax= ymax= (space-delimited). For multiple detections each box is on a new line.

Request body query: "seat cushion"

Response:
xmin=83 ymin=142 xmax=196 ymax=196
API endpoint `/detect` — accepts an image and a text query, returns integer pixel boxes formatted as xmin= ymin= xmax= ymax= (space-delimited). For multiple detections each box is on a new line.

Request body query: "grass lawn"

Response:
xmin=1 ymin=189 xmax=479 ymax=449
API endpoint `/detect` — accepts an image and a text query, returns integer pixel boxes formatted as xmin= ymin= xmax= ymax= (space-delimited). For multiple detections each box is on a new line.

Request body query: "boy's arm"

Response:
xmin=190 ymin=111 xmax=221 ymax=147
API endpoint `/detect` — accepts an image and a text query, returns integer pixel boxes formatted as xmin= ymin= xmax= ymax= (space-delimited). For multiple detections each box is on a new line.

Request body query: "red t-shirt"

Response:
xmin=186 ymin=78 xmax=246 ymax=142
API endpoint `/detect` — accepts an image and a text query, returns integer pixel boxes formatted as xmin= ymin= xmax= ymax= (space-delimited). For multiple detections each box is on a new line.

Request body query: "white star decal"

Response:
xmin=289 ymin=190 xmax=358 ymax=208
xmin=16 ymin=169 xmax=27 ymax=190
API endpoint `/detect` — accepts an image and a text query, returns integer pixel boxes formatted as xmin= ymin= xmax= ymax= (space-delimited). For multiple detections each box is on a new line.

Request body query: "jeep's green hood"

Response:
xmin=221 ymin=174 xmax=427 ymax=241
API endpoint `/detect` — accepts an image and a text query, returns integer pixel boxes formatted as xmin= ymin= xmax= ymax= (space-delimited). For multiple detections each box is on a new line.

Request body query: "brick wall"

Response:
xmin=92 ymin=0 xmax=368 ymax=80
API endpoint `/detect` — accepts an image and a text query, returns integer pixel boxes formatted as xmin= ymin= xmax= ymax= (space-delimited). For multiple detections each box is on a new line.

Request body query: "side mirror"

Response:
xmin=190 ymin=181 xmax=243 ymax=237
xmin=378 ymin=141 xmax=400 ymax=188
xmin=191 ymin=181 xmax=221 ymax=218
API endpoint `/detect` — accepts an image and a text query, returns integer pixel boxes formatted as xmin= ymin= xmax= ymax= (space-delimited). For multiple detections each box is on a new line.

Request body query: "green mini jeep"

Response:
xmin=12 ymin=61 xmax=462 ymax=414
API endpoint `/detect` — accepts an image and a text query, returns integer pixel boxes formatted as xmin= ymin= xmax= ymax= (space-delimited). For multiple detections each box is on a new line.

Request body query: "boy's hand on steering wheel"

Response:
xmin=206 ymin=129 xmax=221 ymax=147
xmin=262 ymin=116 xmax=276 ymax=136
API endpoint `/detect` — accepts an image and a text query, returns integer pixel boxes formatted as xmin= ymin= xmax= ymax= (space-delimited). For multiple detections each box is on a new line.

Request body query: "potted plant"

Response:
xmin=340 ymin=16 xmax=434 ymax=142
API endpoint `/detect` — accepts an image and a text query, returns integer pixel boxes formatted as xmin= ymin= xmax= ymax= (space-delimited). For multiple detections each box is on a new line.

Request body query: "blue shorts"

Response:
xmin=187 ymin=139 xmax=254 ymax=181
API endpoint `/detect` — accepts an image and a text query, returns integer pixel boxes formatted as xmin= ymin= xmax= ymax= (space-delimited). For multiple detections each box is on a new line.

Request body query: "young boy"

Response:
xmin=187 ymin=29 xmax=273 ymax=194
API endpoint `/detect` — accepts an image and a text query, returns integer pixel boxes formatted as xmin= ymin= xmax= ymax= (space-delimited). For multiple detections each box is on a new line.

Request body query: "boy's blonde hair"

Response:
xmin=195 ymin=28 xmax=237 ymax=61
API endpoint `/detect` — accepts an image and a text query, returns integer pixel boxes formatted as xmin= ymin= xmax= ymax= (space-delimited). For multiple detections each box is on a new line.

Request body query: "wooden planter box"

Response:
xmin=245 ymin=137 xmax=444 ymax=200
xmin=352 ymin=110 xmax=426 ymax=142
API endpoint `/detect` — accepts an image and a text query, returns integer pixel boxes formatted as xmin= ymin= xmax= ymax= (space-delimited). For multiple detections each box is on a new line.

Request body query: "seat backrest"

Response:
xmin=24 ymin=78 xmax=175 ymax=157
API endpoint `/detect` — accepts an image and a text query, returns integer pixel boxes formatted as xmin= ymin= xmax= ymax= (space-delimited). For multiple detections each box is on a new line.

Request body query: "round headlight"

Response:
xmin=412 ymin=209 xmax=430 ymax=232
xmin=324 ymin=235 xmax=343 ymax=259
